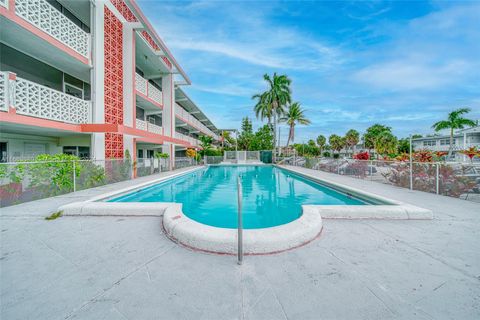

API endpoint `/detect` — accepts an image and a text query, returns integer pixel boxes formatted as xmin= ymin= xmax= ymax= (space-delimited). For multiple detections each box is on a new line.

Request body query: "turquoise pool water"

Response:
xmin=109 ymin=166 xmax=368 ymax=229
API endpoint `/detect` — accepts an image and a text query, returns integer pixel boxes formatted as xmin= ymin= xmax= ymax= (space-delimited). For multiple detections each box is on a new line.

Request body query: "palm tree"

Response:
xmin=374 ymin=131 xmax=398 ymax=157
xmin=199 ymin=135 xmax=213 ymax=156
xmin=432 ymin=108 xmax=476 ymax=158
xmin=345 ymin=129 xmax=360 ymax=157
xmin=280 ymin=102 xmax=310 ymax=146
xmin=252 ymin=92 xmax=272 ymax=125
xmin=329 ymin=134 xmax=345 ymax=156
xmin=252 ymin=73 xmax=292 ymax=161
xmin=316 ymin=135 xmax=326 ymax=156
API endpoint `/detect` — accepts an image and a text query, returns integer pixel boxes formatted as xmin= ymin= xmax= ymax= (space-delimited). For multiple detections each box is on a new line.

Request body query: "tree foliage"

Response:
xmin=363 ymin=124 xmax=392 ymax=150
xmin=280 ymin=102 xmax=310 ymax=146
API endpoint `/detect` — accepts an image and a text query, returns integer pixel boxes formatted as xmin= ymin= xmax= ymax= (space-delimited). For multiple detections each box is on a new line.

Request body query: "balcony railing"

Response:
xmin=414 ymin=143 xmax=480 ymax=152
xmin=14 ymin=0 xmax=90 ymax=58
xmin=175 ymin=104 xmax=219 ymax=140
xmin=135 ymin=73 xmax=163 ymax=105
xmin=136 ymin=119 xmax=163 ymax=135
xmin=1 ymin=0 xmax=7 ymax=9
xmin=0 ymin=72 xmax=91 ymax=124
xmin=0 ymin=72 xmax=7 ymax=111
xmin=175 ymin=132 xmax=199 ymax=147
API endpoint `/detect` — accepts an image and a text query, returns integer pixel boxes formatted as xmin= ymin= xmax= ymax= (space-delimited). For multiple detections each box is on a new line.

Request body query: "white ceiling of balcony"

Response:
xmin=0 ymin=122 xmax=90 ymax=137
xmin=57 ymin=0 xmax=91 ymax=28
xmin=0 ymin=17 xmax=90 ymax=83
xmin=135 ymin=32 xmax=170 ymax=85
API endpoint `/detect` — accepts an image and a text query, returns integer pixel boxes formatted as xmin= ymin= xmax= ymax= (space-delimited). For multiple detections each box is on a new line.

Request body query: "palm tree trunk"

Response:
xmin=286 ymin=124 xmax=294 ymax=147
xmin=273 ymin=111 xmax=277 ymax=162
xmin=448 ymin=128 xmax=453 ymax=158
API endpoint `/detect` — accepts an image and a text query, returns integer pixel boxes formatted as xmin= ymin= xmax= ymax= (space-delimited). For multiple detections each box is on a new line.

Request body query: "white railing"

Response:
xmin=414 ymin=143 xmax=480 ymax=152
xmin=136 ymin=118 xmax=147 ymax=131
xmin=14 ymin=0 xmax=90 ymax=58
xmin=149 ymin=122 xmax=163 ymax=135
xmin=175 ymin=104 xmax=219 ymax=140
xmin=148 ymin=85 xmax=162 ymax=105
xmin=0 ymin=72 xmax=7 ymax=111
xmin=13 ymin=76 xmax=91 ymax=124
xmin=0 ymin=0 xmax=8 ymax=9
xmin=175 ymin=132 xmax=199 ymax=147
xmin=136 ymin=119 xmax=163 ymax=135
xmin=135 ymin=73 xmax=162 ymax=105
xmin=135 ymin=73 xmax=147 ymax=96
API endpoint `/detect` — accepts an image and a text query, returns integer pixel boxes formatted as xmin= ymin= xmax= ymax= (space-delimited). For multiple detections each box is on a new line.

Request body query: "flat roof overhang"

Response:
xmin=125 ymin=0 xmax=191 ymax=85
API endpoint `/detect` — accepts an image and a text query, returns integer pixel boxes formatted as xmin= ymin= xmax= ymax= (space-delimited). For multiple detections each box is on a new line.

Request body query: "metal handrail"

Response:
xmin=237 ymin=175 xmax=243 ymax=265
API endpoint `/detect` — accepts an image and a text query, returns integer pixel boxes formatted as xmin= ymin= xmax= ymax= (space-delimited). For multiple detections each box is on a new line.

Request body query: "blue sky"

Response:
xmin=138 ymin=0 xmax=480 ymax=143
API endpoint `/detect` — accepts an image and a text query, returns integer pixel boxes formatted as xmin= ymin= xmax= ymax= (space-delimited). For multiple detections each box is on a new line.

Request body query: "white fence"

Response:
xmin=289 ymin=158 xmax=480 ymax=202
xmin=0 ymin=157 xmax=199 ymax=207
xmin=14 ymin=0 xmax=90 ymax=58
xmin=223 ymin=151 xmax=260 ymax=164
xmin=135 ymin=73 xmax=163 ymax=105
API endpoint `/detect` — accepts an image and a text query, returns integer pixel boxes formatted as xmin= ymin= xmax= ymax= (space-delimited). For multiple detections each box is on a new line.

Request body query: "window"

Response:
xmin=440 ymin=139 xmax=454 ymax=145
xmin=64 ymin=83 xmax=84 ymax=99
xmin=0 ymin=142 xmax=7 ymax=163
xmin=136 ymin=107 xmax=145 ymax=120
xmin=147 ymin=150 xmax=154 ymax=158
xmin=63 ymin=146 xmax=90 ymax=159
xmin=423 ymin=140 xmax=436 ymax=146
xmin=138 ymin=149 xmax=144 ymax=158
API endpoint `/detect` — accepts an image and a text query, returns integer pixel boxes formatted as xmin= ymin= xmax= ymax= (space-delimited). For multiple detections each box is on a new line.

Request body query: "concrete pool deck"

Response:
xmin=1 ymin=165 xmax=479 ymax=319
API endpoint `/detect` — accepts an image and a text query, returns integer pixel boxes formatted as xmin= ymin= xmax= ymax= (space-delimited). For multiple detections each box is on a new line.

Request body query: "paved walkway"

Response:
xmin=1 ymin=166 xmax=479 ymax=319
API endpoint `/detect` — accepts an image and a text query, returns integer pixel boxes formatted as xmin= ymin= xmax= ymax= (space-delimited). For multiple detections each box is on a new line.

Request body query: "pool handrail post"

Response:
xmin=237 ymin=175 xmax=243 ymax=265
xmin=72 ymin=160 xmax=76 ymax=192
xmin=409 ymin=134 xmax=413 ymax=190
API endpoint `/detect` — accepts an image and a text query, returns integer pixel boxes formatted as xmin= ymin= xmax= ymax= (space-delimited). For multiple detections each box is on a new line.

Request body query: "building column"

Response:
xmin=162 ymin=72 xmax=175 ymax=168
xmin=91 ymin=0 xmax=105 ymax=160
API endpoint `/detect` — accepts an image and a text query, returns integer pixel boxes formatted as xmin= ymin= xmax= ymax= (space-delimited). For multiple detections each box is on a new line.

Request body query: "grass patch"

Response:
xmin=45 ymin=211 xmax=63 ymax=221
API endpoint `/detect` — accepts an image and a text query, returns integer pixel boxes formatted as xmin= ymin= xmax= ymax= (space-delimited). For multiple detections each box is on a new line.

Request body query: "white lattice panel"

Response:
xmin=136 ymin=119 xmax=147 ymax=131
xmin=148 ymin=123 xmax=162 ymax=135
xmin=135 ymin=73 xmax=147 ymax=96
xmin=0 ymin=0 xmax=8 ymax=9
xmin=148 ymin=84 xmax=162 ymax=105
xmin=15 ymin=0 xmax=89 ymax=58
xmin=14 ymin=77 xmax=91 ymax=124
xmin=0 ymin=72 xmax=7 ymax=111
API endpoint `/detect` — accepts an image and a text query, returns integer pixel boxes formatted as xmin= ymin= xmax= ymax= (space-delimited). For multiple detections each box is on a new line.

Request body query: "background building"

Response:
xmin=0 ymin=0 xmax=220 ymax=167
xmin=412 ymin=126 xmax=480 ymax=161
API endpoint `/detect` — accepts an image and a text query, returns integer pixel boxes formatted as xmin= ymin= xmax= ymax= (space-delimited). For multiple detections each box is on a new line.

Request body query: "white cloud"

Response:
xmin=352 ymin=60 xmax=470 ymax=90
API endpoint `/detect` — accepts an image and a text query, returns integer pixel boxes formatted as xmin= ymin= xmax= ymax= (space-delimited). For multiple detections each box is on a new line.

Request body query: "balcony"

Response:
xmin=175 ymin=132 xmax=199 ymax=147
xmin=135 ymin=73 xmax=163 ymax=106
xmin=175 ymin=104 xmax=219 ymax=140
xmin=12 ymin=0 xmax=90 ymax=59
xmin=0 ymin=72 xmax=91 ymax=124
xmin=135 ymin=119 xmax=163 ymax=135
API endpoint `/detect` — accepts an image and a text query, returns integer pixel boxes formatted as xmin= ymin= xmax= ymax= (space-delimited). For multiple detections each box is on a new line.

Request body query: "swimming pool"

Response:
xmin=109 ymin=165 xmax=369 ymax=229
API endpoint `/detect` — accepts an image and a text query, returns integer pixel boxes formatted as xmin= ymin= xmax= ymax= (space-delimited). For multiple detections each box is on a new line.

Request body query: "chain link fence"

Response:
xmin=0 ymin=157 xmax=199 ymax=207
xmin=290 ymin=157 xmax=480 ymax=202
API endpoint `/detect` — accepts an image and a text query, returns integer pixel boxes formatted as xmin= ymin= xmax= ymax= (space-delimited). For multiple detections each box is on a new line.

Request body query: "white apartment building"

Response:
xmin=412 ymin=126 xmax=480 ymax=161
xmin=0 ymin=0 xmax=220 ymax=167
